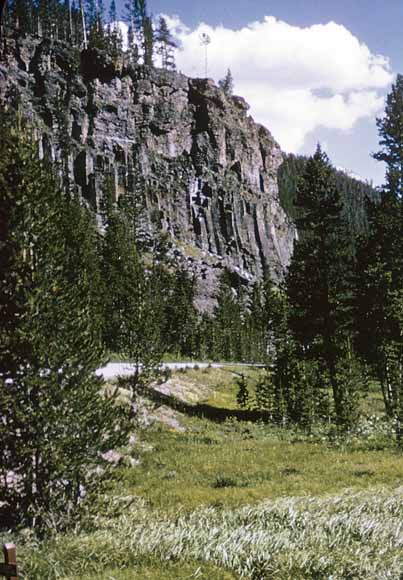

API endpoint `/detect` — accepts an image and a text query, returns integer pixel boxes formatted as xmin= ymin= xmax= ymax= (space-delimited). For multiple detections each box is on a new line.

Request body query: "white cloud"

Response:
xmin=165 ymin=15 xmax=393 ymax=152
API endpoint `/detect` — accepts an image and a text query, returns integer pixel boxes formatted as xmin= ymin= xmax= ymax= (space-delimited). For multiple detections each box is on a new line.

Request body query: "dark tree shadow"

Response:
xmin=141 ymin=384 xmax=271 ymax=423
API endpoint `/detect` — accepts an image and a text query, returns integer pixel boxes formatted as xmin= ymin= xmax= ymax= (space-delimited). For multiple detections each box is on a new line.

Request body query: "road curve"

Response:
xmin=96 ymin=361 xmax=263 ymax=380
xmin=96 ymin=361 xmax=217 ymax=380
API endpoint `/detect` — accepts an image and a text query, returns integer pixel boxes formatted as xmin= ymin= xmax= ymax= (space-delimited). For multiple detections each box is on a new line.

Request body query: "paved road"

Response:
xmin=96 ymin=361 xmax=262 ymax=380
xmin=96 ymin=362 xmax=225 ymax=380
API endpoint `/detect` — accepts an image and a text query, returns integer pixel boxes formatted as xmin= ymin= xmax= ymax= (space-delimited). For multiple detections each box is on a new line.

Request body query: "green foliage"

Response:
xmin=100 ymin=172 xmax=164 ymax=388
xmin=333 ymin=352 xmax=368 ymax=427
xmin=0 ymin=113 xmax=130 ymax=533
xmin=210 ymin=270 xmax=244 ymax=361
xmin=12 ymin=410 xmax=403 ymax=578
xmin=5 ymin=0 xmax=86 ymax=45
xmin=286 ymin=146 xmax=359 ymax=427
xmin=236 ymin=373 xmax=249 ymax=408
xmin=3 ymin=0 xmax=154 ymax=65
xmin=218 ymin=68 xmax=234 ymax=96
xmin=274 ymin=86 xmax=403 ymax=436
xmin=278 ymin=152 xmax=379 ymax=251
xmin=200 ymin=270 xmax=280 ymax=364
xmin=161 ymin=265 xmax=199 ymax=358
xmin=156 ymin=16 xmax=176 ymax=70
xmin=252 ymin=290 xmax=331 ymax=428
xmin=356 ymin=74 xmax=403 ymax=444
xmin=374 ymin=73 xmax=403 ymax=196
xmin=123 ymin=0 xmax=154 ymax=66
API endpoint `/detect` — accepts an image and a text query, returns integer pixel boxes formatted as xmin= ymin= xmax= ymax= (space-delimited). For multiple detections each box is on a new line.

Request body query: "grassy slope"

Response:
xmin=11 ymin=367 xmax=403 ymax=579
xmin=121 ymin=420 xmax=403 ymax=512
xmin=62 ymin=559 xmax=237 ymax=580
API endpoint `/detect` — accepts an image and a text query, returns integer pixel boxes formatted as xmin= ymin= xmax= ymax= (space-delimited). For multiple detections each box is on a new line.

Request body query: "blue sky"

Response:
xmin=116 ymin=1 xmax=403 ymax=184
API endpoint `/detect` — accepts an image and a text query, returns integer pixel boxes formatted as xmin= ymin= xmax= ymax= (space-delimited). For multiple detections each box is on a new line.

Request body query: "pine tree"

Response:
xmin=355 ymin=197 xmax=403 ymax=416
xmin=142 ymin=14 xmax=153 ymax=66
xmin=124 ymin=0 xmax=149 ymax=64
xmin=356 ymin=75 xmax=403 ymax=442
xmin=278 ymin=153 xmax=378 ymax=251
xmin=242 ymin=282 xmax=265 ymax=362
xmin=0 ymin=0 xmax=7 ymax=40
xmin=156 ymin=16 xmax=176 ymax=70
xmin=108 ymin=0 xmax=116 ymax=23
xmin=211 ymin=270 xmax=244 ymax=361
xmin=218 ymin=68 xmax=234 ymax=96
xmin=161 ymin=265 xmax=198 ymax=357
xmin=373 ymin=74 xmax=403 ymax=198
xmin=106 ymin=0 xmax=121 ymax=55
xmin=0 ymin=113 xmax=130 ymax=532
xmin=286 ymin=145 xmax=358 ymax=426
xmin=10 ymin=0 xmax=33 ymax=33
xmin=100 ymin=172 xmax=163 ymax=390
xmin=251 ymin=285 xmax=330 ymax=427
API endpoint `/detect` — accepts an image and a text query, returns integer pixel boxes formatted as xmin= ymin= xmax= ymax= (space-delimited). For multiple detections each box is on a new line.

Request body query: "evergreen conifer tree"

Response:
xmin=218 ymin=68 xmax=234 ymax=96
xmin=286 ymin=145 xmax=358 ymax=425
xmin=212 ymin=270 xmax=244 ymax=361
xmin=156 ymin=16 xmax=176 ymax=70
xmin=100 ymin=171 xmax=163 ymax=389
xmin=0 ymin=0 xmax=7 ymax=39
xmin=374 ymin=74 xmax=403 ymax=198
xmin=0 ymin=114 xmax=130 ymax=532
xmin=356 ymin=75 xmax=403 ymax=442
xmin=142 ymin=14 xmax=153 ymax=66
xmin=124 ymin=0 xmax=150 ymax=64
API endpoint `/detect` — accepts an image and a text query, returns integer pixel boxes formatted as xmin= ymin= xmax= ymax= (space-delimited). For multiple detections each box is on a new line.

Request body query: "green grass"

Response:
xmin=7 ymin=368 xmax=403 ymax=579
xmin=200 ymin=368 xmax=260 ymax=410
xmin=61 ymin=558 xmax=238 ymax=579
xmin=168 ymin=366 xmax=262 ymax=409
xmin=118 ymin=418 xmax=403 ymax=512
xmin=172 ymin=366 xmax=388 ymax=417
xmin=360 ymin=380 xmax=387 ymax=415
xmin=18 ymin=486 xmax=403 ymax=579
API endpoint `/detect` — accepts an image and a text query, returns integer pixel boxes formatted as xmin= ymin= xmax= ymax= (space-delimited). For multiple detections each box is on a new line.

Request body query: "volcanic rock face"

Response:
xmin=0 ymin=37 xmax=295 ymax=308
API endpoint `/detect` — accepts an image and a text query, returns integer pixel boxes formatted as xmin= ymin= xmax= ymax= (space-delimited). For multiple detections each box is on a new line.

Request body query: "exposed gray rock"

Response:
xmin=1 ymin=36 xmax=295 ymax=307
xmin=101 ymin=450 xmax=124 ymax=465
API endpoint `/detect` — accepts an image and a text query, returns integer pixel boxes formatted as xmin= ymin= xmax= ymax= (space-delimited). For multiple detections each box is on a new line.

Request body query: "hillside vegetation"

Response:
xmin=278 ymin=153 xmax=379 ymax=248
xmin=7 ymin=367 xmax=403 ymax=579
xmin=1 ymin=2 xmax=403 ymax=579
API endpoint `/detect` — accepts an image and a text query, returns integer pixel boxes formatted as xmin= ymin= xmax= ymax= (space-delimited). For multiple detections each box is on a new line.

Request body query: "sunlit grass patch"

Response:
xmin=169 ymin=366 xmax=387 ymax=419
xmin=8 ymin=369 xmax=403 ymax=579
xmin=61 ymin=558 xmax=238 ymax=579
xmin=18 ymin=487 xmax=403 ymax=579
xmin=171 ymin=366 xmax=263 ymax=410
xmin=116 ymin=418 xmax=403 ymax=512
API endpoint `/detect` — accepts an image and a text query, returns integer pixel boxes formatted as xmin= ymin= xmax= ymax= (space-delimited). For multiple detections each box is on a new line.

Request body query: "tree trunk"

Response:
xmin=0 ymin=0 xmax=7 ymax=41
xmin=79 ymin=0 xmax=87 ymax=49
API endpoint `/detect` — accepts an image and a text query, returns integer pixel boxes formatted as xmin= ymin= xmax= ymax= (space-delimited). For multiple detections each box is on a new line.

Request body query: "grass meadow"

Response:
xmin=5 ymin=367 xmax=403 ymax=579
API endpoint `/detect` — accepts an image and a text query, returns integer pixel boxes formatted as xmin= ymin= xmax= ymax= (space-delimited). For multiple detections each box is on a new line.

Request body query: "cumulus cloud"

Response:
xmin=163 ymin=15 xmax=393 ymax=152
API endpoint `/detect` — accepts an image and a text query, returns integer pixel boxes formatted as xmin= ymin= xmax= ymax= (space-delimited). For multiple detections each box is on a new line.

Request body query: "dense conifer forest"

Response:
xmin=278 ymin=153 xmax=380 ymax=248
xmin=1 ymin=4 xmax=403 ymax=573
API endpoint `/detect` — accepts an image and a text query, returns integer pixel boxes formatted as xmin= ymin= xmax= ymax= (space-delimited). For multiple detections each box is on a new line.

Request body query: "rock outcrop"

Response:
xmin=0 ymin=36 xmax=295 ymax=308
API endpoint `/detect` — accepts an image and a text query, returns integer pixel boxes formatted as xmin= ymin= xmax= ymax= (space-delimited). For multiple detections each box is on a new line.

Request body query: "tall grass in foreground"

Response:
xmin=21 ymin=486 xmax=403 ymax=579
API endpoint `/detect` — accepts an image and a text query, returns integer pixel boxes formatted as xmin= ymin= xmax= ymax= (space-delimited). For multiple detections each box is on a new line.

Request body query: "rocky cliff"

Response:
xmin=0 ymin=36 xmax=295 ymax=308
